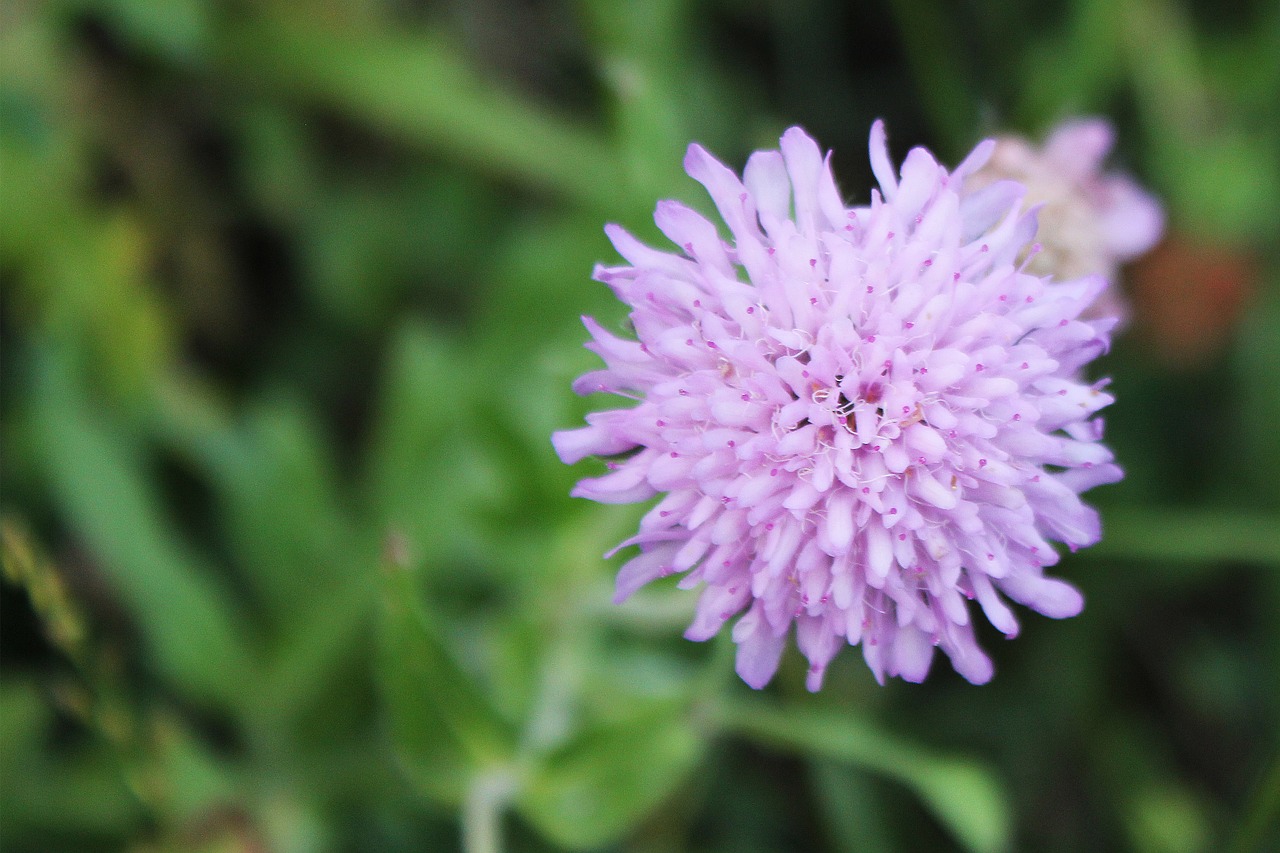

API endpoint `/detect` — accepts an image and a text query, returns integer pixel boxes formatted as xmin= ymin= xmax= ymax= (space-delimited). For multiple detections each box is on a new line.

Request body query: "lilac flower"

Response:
xmin=553 ymin=124 xmax=1122 ymax=689
xmin=963 ymin=118 xmax=1164 ymax=320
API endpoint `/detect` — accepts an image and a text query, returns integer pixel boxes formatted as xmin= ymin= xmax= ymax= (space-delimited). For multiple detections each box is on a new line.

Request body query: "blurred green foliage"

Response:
xmin=2 ymin=0 xmax=1278 ymax=851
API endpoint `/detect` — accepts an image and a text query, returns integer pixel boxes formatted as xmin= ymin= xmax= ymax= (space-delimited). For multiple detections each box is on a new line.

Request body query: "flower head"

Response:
xmin=553 ymin=124 xmax=1122 ymax=689
xmin=963 ymin=118 xmax=1164 ymax=319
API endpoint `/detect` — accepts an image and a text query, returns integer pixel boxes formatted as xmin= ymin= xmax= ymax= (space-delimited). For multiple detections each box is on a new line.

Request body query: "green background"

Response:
xmin=2 ymin=1 xmax=1278 ymax=851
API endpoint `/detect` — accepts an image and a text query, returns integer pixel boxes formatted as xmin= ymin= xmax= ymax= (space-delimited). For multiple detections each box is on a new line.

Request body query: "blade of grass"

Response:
xmin=713 ymin=699 xmax=1012 ymax=853
xmin=32 ymin=349 xmax=255 ymax=707
xmin=215 ymin=12 xmax=624 ymax=212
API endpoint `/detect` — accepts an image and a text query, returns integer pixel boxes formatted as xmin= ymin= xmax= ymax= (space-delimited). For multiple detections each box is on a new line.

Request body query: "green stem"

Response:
xmin=462 ymin=771 xmax=515 ymax=853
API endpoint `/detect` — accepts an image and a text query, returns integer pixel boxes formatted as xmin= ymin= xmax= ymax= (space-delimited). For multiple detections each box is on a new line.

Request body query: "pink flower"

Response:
xmin=964 ymin=118 xmax=1164 ymax=319
xmin=554 ymin=124 xmax=1122 ymax=689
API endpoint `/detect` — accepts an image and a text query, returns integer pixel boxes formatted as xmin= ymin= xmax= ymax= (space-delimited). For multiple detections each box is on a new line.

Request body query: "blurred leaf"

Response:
xmin=376 ymin=563 xmax=515 ymax=806
xmin=208 ymin=397 xmax=356 ymax=616
xmin=1018 ymin=0 xmax=1123 ymax=127
xmin=0 ymin=680 xmax=142 ymax=837
xmin=516 ymin=701 xmax=703 ymax=850
xmin=808 ymin=760 xmax=896 ymax=853
xmin=252 ymin=570 xmax=375 ymax=737
xmin=1230 ymin=751 xmax=1280 ymax=853
xmin=1091 ymin=507 xmax=1280 ymax=567
xmin=363 ymin=321 xmax=475 ymax=564
xmin=1120 ymin=0 xmax=1280 ymax=242
xmin=217 ymin=12 xmax=625 ymax=212
xmin=0 ymin=680 xmax=49 ymax=783
xmin=1095 ymin=718 xmax=1215 ymax=853
xmin=579 ymin=0 xmax=692 ymax=203
xmin=147 ymin=714 xmax=239 ymax=826
xmin=885 ymin=0 xmax=980 ymax=146
xmin=1128 ymin=780 xmax=1212 ymax=853
xmin=65 ymin=0 xmax=212 ymax=63
xmin=31 ymin=350 xmax=255 ymax=707
xmin=473 ymin=210 xmax=623 ymax=393
xmin=1233 ymin=282 xmax=1280 ymax=509
xmin=716 ymin=700 xmax=1013 ymax=853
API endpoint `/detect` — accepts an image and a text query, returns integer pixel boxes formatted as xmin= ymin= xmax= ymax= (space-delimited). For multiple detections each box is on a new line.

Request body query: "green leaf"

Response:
xmin=1018 ymin=0 xmax=1123 ymax=127
xmin=517 ymin=701 xmax=703 ymax=849
xmin=885 ymin=0 xmax=982 ymax=147
xmin=31 ymin=350 xmax=255 ymax=707
xmin=715 ymin=700 xmax=1013 ymax=853
xmin=376 ymin=564 xmax=515 ymax=805
xmin=0 ymin=680 xmax=141 ymax=837
xmin=1233 ymin=283 xmax=1280 ymax=510
xmin=808 ymin=760 xmax=897 ymax=853
xmin=215 ymin=12 xmax=623 ymax=212
xmin=1091 ymin=507 xmax=1280 ymax=567
xmin=363 ymin=322 xmax=466 ymax=557
xmin=579 ymin=0 xmax=693 ymax=204
xmin=207 ymin=397 xmax=356 ymax=616
xmin=65 ymin=0 xmax=213 ymax=63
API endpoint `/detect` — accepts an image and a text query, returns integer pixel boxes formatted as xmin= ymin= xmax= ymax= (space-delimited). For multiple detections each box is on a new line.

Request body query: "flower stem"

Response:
xmin=462 ymin=770 xmax=515 ymax=853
